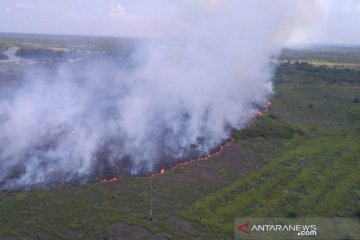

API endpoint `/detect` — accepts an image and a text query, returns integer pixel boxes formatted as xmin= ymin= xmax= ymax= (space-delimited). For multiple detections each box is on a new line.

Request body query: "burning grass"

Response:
xmin=96 ymin=102 xmax=272 ymax=183
xmin=0 ymin=48 xmax=360 ymax=239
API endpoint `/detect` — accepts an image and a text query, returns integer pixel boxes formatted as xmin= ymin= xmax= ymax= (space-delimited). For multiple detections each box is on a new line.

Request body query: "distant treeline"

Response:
xmin=280 ymin=47 xmax=360 ymax=64
xmin=0 ymin=32 xmax=140 ymax=62
xmin=276 ymin=61 xmax=360 ymax=85
xmin=15 ymin=47 xmax=66 ymax=59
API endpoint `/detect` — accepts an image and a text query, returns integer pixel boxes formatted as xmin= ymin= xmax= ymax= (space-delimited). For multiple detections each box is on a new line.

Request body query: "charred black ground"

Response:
xmin=0 ymin=34 xmax=359 ymax=239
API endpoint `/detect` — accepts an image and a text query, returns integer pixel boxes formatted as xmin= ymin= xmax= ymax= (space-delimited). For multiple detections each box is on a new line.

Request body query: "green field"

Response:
xmin=0 ymin=47 xmax=359 ymax=239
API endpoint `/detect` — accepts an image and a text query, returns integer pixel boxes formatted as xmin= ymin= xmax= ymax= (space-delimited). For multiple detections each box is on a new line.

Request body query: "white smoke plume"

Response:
xmin=0 ymin=0 xmax=326 ymax=190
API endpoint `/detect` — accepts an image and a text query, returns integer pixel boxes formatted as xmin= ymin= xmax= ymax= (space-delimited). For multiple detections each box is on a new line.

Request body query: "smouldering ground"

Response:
xmin=0 ymin=48 xmax=360 ymax=239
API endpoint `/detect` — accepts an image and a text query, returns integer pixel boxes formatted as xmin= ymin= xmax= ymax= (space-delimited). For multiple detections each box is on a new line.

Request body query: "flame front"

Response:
xmin=96 ymin=101 xmax=271 ymax=183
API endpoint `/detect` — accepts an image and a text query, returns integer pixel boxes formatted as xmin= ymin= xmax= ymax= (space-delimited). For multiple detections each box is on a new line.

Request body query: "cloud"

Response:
xmin=108 ymin=2 xmax=142 ymax=24
xmin=109 ymin=3 xmax=127 ymax=18
xmin=341 ymin=2 xmax=360 ymax=12
xmin=15 ymin=2 xmax=34 ymax=9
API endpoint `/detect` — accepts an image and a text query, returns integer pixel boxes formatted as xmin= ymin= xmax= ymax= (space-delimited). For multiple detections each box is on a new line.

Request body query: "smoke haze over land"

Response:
xmin=0 ymin=0 xmax=327 ymax=190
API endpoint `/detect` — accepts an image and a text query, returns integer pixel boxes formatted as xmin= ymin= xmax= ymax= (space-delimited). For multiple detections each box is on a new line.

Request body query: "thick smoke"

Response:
xmin=0 ymin=0 xmax=326 ymax=190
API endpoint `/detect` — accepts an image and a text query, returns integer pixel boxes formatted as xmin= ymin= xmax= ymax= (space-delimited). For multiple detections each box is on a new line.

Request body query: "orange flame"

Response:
xmin=96 ymin=177 xmax=119 ymax=183
xmin=97 ymin=101 xmax=272 ymax=183
xmin=145 ymin=137 xmax=235 ymax=177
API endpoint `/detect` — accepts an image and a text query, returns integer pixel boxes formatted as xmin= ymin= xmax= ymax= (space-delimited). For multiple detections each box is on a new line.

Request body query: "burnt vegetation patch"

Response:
xmin=0 ymin=39 xmax=359 ymax=239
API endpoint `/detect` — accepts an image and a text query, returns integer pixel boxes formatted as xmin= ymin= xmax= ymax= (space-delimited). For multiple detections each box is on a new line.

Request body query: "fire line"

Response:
xmin=96 ymin=101 xmax=271 ymax=183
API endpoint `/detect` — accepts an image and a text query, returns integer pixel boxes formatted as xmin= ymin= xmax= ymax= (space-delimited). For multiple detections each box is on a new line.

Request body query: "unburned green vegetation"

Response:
xmin=0 ymin=46 xmax=359 ymax=239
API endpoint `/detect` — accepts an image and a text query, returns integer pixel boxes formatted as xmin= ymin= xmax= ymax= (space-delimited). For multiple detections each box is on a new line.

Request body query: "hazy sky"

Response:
xmin=0 ymin=0 xmax=359 ymax=45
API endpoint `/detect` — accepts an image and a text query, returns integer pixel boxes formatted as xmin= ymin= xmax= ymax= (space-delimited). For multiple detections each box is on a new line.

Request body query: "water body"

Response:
xmin=0 ymin=47 xmax=22 ymax=63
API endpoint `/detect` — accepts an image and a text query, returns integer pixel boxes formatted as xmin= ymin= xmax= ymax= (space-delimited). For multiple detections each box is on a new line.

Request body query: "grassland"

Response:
xmin=0 ymin=47 xmax=359 ymax=239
